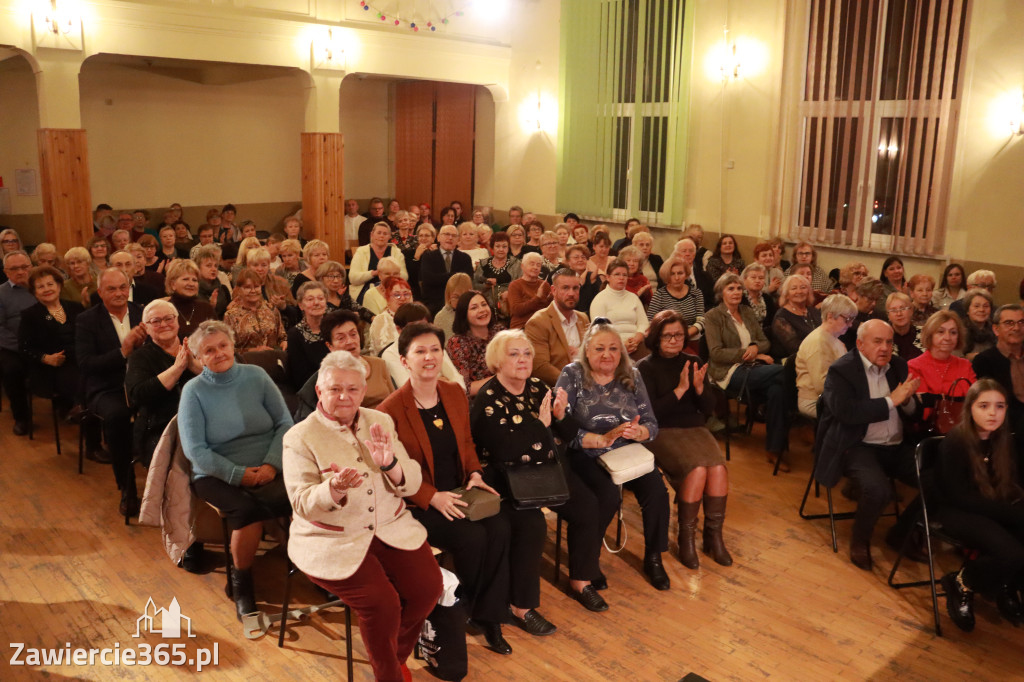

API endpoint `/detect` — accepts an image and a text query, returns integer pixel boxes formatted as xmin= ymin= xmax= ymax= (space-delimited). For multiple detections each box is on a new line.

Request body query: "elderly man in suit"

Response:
xmin=76 ymin=268 xmax=146 ymax=515
xmin=419 ymin=225 xmax=472 ymax=315
xmin=526 ymin=268 xmax=589 ymax=386
xmin=815 ymin=319 xmax=922 ymax=570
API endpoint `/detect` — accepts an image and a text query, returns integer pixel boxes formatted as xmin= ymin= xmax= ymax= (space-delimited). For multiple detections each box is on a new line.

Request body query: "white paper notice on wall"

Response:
xmin=15 ymin=169 xmax=38 ymax=197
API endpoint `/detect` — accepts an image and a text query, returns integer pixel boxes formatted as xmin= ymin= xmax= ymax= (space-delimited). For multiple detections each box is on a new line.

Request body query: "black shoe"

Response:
xmin=86 ymin=447 xmax=112 ymax=464
xmin=119 ymin=494 xmax=140 ymax=518
xmin=13 ymin=421 xmax=29 ymax=436
xmin=643 ymin=553 xmax=671 ymax=591
xmin=849 ymin=540 xmax=873 ymax=571
xmin=179 ymin=542 xmax=206 ymax=574
xmin=468 ymin=620 xmax=512 ymax=655
xmin=571 ymin=585 xmax=608 ymax=613
xmin=940 ymin=571 xmax=975 ymax=632
xmin=508 ymin=608 xmax=556 ymax=636
xmin=591 ymin=573 xmax=608 ymax=591
xmin=997 ymin=585 xmax=1023 ymax=626
xmin=230 ymin=568 xmax=259 ymax=622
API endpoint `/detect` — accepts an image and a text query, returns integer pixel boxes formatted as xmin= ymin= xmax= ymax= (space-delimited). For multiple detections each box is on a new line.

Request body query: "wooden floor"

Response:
xmin=1 ymin=402 xmax=1022 ymax=681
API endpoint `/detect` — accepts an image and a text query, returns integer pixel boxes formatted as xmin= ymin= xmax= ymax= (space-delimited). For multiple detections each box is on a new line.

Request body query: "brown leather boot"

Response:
xmin=701 ymin=495 xmax=733 ymax=566
xmin=676 ymin=500 xmax=702 ymax=569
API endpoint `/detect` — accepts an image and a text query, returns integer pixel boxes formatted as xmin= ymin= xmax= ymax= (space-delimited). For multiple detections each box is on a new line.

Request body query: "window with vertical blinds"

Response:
xmin=789 ymin=0 xmax=970 ymax=255
xmin=558 ymin=0 xmax=693 ymax=226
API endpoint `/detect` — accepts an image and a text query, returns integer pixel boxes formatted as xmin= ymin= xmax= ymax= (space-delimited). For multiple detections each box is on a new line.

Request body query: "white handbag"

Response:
xmin=597 ymin=443 xmax=656 ymax=485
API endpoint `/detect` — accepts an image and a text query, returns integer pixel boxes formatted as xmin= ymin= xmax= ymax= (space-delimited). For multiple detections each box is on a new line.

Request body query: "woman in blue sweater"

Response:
xmin=179 ymin=320 xmax=294 ymax=620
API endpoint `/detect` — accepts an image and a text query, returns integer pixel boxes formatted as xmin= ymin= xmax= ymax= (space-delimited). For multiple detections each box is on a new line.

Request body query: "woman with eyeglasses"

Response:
xmin=794 ymin=294 xmax=858 ymax=418
xmin=637 ymin=311 xmax=731 ymax=570
xmin=368 ymin=277 xmax=414 ymax=356
xmin=0 ymin=228 xmax=23 ymax=284
xmin=126 ymin=299 xmax=202 ymax=466
xmin=315 ymin=261 xmax=374 ymax=326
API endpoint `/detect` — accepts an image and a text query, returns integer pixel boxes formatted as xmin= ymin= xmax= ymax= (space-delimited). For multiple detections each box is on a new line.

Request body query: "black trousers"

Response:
xmin=192 ymin=476 xmax=292 ymax=530
xmin=934 ymin=505 xmax=1024 ymax=594
xmin=88 ymin=389 xmax=135 ymax=496
xmin=568 ymin=449 xmax=670 ymax=555
xmin=553 ymin=464 xmax=604 ymax=581
xmin=412 ymin=505 xmax=511 ymax=624
xmin=843 ymin=442 xmax=916 ymax=544
xmin=0 ymin=348 xmax=30 ymax=423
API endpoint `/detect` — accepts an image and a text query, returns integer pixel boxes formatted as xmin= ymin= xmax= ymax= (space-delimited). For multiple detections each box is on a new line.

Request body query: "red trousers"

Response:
xmin=309 ymin=538 xmax=442 ymax=682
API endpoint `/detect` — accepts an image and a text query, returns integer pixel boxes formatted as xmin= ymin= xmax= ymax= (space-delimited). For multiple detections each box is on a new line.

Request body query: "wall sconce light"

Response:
xmin=1011 ymin=109 xmax=1024 ymax=136
xmin=518 ymin=90 xmax=557 ymax=135
xmin=720 ymin=41 xmax=740 ymax=81
xmin=312 ymin=27 xmax=346 ymax=72
xmin=32 ymin=0 xmax=83 ymax=51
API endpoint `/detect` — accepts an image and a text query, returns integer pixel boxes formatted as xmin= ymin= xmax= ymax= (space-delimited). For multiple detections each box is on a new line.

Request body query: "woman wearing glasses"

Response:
xmin=368 ymin=277 xmax=414 ymax=356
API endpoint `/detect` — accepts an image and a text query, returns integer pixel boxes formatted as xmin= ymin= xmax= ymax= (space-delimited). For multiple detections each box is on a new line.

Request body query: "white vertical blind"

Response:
xmin=790 ymin=0 xmax=970 ymax=256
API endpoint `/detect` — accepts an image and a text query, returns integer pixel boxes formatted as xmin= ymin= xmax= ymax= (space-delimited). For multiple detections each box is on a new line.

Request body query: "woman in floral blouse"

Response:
xmin=447 ymin=290 xmax=505 ymax=398
xmin=223 ymin=268 xmax=286 ymax=353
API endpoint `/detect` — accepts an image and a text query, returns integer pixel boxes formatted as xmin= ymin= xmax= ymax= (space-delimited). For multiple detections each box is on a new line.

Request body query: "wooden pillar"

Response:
xmin=37 ymin=129 xmax=92 ymax=252
xmin=301 ymin=132 xmax=346 ymax=258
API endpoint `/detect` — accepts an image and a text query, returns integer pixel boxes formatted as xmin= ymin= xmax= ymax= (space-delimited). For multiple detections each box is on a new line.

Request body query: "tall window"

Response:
xmin=559 ymin=0 xmax=692 ymax=225
xmin=789 ymin=0 xmax=970 ymax=255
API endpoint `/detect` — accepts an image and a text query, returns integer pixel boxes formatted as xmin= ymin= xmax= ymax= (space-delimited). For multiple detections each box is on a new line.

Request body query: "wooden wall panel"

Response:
xmin=37 ymin=129 xmax=93 ymax=253
xmin=301 ymin=132 xmax=346 ymax=256
xmin=394 ymin=81 xmax=435 ymax=211
xmin=433 ymin=83 xmax=475 ymax=216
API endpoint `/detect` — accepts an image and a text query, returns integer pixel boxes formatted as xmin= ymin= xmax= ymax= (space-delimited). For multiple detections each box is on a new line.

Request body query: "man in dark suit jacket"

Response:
xmin=973 ymin=304 xmax=1024 ymax=444
xmin=76 ymin=268 xmax=146 ymax=515
xmin=419 ymin=225 xmax=472 ymax=315
xmin=815 ymin=319 xmax=922 ymax=570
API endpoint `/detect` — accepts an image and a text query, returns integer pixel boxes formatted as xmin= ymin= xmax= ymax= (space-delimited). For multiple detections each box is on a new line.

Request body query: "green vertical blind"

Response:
xmin=558 ymin=0 xmax=693 ymax=225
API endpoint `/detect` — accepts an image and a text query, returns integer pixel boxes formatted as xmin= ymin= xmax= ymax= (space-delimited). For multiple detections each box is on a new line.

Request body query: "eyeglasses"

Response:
xmin=145 ymin=315 xmax=177 ymax=326
xmin=321 ymin=273 xmax=344 ymax=280
xmin=840 ymin=315 xmax=858 ymax=324
xmin=1000 ymin=319 xmax=1024 ymax=328
xmin=661 ymin=333 xmax=687 ymax=341
xmin=2 ymin=239 xmax=20 ymax=245
xmin=887 ymin=306 xmax=911 ymax=314
xmin=390 ymin=290 xmax=412 ymax=300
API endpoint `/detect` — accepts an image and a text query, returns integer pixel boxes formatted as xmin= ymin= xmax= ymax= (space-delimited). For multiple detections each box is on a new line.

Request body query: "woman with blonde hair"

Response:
xmin=61 ymin=246 xmax=96 ymax=307
xmin=231 ymin=236 xmax=263 ymax=281
xmin=291 ymin=239 xmax=331 ymax=297
xmin=30 ymin=242 xmax=64 ymax=274
xmin=274 ymin=238 xmax=305 ymax=287
xmin=163 ymin=259 xmax=216 ymax=339
xmin=434 ymin=272 xmax=474 ymax=341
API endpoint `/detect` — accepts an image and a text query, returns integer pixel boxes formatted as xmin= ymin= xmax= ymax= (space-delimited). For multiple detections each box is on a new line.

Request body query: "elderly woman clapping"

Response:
xmin=178 ymin=320 xmax=294 ymax=620
xmin=284 ymin=350 xmax=441 ymax=682
xmin=126 ymin=299 xmax=202 ymax=465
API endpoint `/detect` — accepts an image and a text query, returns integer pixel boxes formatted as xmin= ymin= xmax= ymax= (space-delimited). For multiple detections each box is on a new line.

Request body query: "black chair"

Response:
xmin=799 ymin=398 xmax=901 ymax=552
xmin=277 ymin=565 xmax=354 ymax=682
xmin=886 ymin=436 xmax=963 ymax=637
xmin=26 ymin=391 xmax=63 ymax=455
xmin=76 ymin=408 xmax=102 ymax=475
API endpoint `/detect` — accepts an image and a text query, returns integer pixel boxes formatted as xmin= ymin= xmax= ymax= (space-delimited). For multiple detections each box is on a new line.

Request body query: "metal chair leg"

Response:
xmin=553 ymin=513 xmax=562 ymax=584
xmin=277 ymin=561 xmax=295 ymax=648
xmin=826 ymin=488 xmax=839 ymax=553
xmin=51 ymin=399 xmax=61 ymax=455
xmin=222 ymin=517 xmax=234 ymax=599
xmin=345 ymin=606 xmax=354 ymax=681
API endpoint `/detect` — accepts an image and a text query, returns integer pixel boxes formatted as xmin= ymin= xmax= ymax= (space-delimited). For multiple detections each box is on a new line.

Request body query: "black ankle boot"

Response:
xmin=941 ymin=570 xmax=975 ymax=632
xmin=230 ymin=567 xmax=258 ymax=621
xmin=643 ymin=552 xmax=671 ymax=591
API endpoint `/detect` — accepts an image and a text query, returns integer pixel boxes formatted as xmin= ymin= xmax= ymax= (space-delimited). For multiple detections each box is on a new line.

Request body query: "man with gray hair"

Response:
xmin=815 ymin=319 xmax=922 ymax=570
xmin=0 ymin=250 xmax=37 ymax=435
xmin=950 ymin=270 xmax=997 ymax=319
xmin=76 ymin=268 xmax=147 ymax=515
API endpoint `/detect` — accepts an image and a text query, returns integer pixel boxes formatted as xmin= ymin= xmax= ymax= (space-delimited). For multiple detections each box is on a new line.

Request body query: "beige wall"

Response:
xmin=0 ymin=56 xmax=42 ymax=216
xmin=80 ymin=61 xmax=306 ymax=209
xmin=339 ymin=75 xmax=391 ymax=200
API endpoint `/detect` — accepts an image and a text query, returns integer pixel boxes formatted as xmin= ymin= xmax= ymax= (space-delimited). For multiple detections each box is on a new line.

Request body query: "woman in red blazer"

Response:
xmin=379 ymin=321 xmax=515 ymax=656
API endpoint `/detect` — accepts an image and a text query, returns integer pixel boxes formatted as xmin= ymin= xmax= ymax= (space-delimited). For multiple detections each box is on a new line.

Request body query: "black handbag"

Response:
xmin=503 ymin=458 xmax=570 ymax=510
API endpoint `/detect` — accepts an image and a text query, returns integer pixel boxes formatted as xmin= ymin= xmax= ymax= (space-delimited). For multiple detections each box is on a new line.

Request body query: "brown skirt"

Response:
xmin=648 ymin=427 xmax=726 ymax=483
